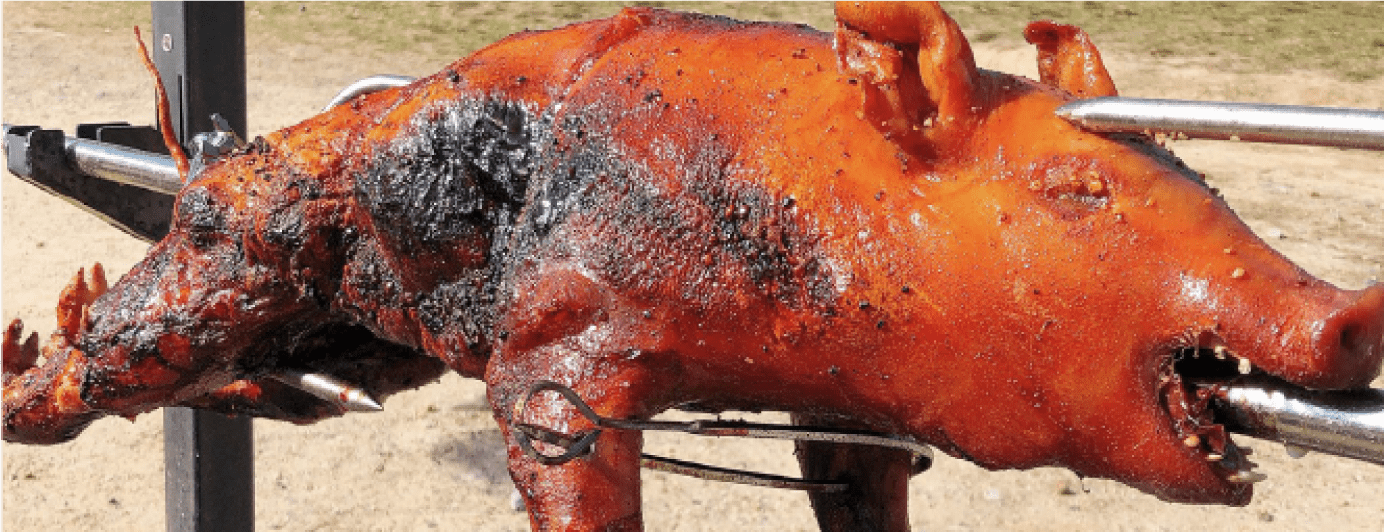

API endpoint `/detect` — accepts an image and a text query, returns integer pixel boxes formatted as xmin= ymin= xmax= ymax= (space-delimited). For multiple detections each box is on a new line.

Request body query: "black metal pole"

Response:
xmin=151 ymin=3 xmax=254 ymax=532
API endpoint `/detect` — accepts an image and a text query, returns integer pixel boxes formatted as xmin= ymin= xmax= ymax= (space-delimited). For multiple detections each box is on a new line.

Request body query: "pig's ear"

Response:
xmin=834 ymin=1 xmax=979 ymax=153
xmin=1024 ymin=20 xmax=1118 ymax=98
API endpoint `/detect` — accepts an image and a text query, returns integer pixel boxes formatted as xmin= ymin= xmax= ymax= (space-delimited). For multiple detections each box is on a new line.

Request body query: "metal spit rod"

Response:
xmin=64 ymin=136 xmax=183 ymax=195
xmin=17 ymin=83 xmax=1384 ymax=462
xmin=2 ymin=124 xmax=180 ymax=195
xmin=1208 ymin=377 xmax=1384 ymax=466
xmin=1057 ymin=97 xmax=1384 ymax=151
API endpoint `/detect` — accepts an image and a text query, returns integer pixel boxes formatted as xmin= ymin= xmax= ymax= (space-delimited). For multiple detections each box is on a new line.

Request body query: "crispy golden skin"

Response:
xmin=5 ymin=3 xmax=1382 ymax=530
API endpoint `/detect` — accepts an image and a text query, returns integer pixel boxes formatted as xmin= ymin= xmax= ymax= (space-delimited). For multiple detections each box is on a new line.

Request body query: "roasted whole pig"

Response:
xmin=5 ymin=2 xmax=1383 ymax=530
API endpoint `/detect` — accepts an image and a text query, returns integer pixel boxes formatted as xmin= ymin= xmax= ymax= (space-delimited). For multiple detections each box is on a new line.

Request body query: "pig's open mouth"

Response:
xmin=1158 ymin=336 xmax=1267 ymax=486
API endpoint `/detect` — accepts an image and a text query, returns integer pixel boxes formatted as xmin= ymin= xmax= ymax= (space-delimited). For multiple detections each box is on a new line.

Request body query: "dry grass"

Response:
xmin=11 ymin=2 xmax=1376 ymax=81
xmin=946 ymin=2 xmax=1384 ymax=82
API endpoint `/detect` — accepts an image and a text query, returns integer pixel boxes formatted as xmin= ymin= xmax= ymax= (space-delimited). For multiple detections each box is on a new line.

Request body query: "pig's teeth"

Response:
xmin=1225 ymin=470 xmax=1267 ymax=484
xmin=1214 ymin=345 xmax=1230 ymax=359
xmin=1284 ymin=444 xmax=1309 ymax=459
xmin=1183 ymin=435 xmax=1201 ymax=448
xmin=1238 ymin=358 xmax=1253 ymax=375
xmin=1205 ymin=453 xmax=1224 ymax=462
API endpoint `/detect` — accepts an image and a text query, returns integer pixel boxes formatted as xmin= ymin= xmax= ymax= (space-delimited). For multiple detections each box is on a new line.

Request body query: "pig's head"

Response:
xmin=832 ymin=2 xmax=1384 ymax=505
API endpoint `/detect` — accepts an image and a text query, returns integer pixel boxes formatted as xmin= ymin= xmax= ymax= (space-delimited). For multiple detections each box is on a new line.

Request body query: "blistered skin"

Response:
xmin=5 ymin=2 xmax=1384 ymax=530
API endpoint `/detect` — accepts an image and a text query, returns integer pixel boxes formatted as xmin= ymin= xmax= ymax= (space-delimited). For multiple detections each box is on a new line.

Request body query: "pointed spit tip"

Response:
xmin=1054 ymin=97 xmax=1108 ymax=123
xmin=343 ymin=389 xmax=385 ymax=412
xmin=271 ymin=369 xmax=385 ymax=413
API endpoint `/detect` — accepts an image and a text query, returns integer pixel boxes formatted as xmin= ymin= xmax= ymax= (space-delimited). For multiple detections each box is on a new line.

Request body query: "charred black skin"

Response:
xmin=7 ymin=11 xmax=837 ymax=435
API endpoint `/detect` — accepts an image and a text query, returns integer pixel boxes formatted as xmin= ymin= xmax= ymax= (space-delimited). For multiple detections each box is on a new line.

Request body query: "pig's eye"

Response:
xmin=1033 ymin=168 xmax=1111 ymax=219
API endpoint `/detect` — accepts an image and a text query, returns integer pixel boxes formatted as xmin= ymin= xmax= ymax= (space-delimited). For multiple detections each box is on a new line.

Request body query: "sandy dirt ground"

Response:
xmin=4 ymin=3 xmax=1383 ymax=531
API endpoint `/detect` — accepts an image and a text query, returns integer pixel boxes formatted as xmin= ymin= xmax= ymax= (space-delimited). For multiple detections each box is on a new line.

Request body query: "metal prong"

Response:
xmin=209 ymin=113 xmax=246 ymax=149
xmin=1225 ymin=470 xmax=1268 ymax=484
xmin=321 ymin=74 xmax=416 ymax=111
xmin=1057 ymin=97 xmax=1384 ymax=151
xmin=271 ymin=369 xmax=383 ymax=412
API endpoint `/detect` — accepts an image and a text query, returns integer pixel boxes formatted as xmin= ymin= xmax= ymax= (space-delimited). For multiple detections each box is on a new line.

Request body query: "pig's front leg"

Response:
xmin=488 ymin=268 xmax=675 ymax=531
xmin=793 ymin=413 xmax=915 ymax=532
xmin=494 ymin=371 xmax=648 ymax=532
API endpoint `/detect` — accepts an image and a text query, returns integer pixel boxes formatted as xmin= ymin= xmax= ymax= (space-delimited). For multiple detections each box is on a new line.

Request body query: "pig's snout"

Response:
xmin=1312 ymin=284 xmax=1384 ymax=389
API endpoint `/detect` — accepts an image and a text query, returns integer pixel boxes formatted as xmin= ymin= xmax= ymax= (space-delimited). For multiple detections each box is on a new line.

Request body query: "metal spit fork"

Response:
xmin=6 ymin=82 xmax=1384 ymax=467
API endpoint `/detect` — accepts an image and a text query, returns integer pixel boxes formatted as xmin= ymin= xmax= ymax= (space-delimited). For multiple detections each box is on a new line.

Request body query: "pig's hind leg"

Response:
xmin=793 ymin=412 xmax=916 ymax=532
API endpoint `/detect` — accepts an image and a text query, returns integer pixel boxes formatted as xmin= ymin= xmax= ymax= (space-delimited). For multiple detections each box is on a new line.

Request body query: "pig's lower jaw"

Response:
xmin=1158 ymin=342 xmax=1268 ymax=493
